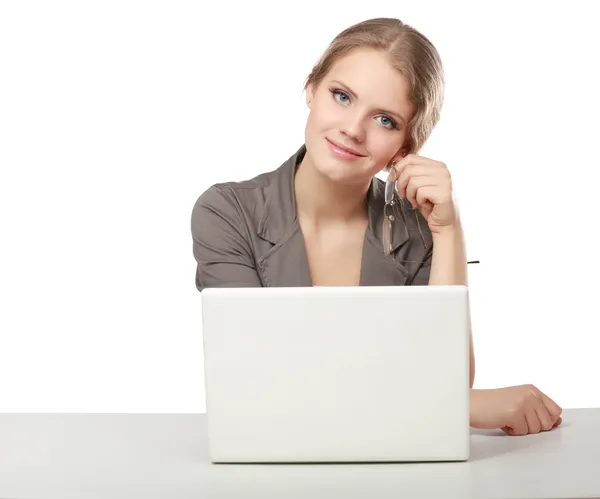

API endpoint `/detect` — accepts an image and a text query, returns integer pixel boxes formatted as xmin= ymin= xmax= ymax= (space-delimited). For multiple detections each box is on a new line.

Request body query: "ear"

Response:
xmin=382 ymin=145 xmax=408 ymax=173
xmin=391 ymin=146 xmax=408 ymax=165
xmin=306 ymin=82 xmax=315 ymax=109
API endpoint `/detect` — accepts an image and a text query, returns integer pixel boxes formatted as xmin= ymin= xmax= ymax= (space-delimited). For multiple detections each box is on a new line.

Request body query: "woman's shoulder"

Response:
xmin=190 ymin=169 xmax=274 ymax=239
xmin=193 ymin=170 xmax=272 ymax=212
xmin=191 ymin=145 xmax=303 ymax=236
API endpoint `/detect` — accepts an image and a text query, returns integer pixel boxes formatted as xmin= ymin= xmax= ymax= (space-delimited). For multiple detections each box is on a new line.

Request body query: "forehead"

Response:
xmin=325 ymin=48 xmax=413 ymax=114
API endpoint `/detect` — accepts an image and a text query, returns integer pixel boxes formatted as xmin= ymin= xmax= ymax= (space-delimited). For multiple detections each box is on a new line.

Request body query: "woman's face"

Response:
xmin=304 ymin=48 xmax=415 ymax=186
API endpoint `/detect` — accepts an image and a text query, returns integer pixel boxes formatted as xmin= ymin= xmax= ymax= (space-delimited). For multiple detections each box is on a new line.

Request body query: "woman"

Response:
xmin=191 ymin=17 xmax=562 ymax=436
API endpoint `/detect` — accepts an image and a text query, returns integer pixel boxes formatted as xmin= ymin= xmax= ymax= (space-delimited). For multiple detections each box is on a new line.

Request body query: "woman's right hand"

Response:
xmin=470 ymin=385 xmax=563 ymax=436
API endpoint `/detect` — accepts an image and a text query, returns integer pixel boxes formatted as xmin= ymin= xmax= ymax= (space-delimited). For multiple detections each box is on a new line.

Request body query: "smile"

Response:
xmin=326 ymin=138 xmax=366 ymax=160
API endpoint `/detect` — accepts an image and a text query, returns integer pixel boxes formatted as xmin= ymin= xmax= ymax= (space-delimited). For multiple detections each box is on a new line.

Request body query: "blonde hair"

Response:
xmin=304 ymin=17 xmax=444 ymax=155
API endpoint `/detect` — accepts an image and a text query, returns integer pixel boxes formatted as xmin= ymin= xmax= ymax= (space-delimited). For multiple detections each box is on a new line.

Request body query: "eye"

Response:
xmin=331 ymin=89 xmax=350 ymax=105
xmin=376 ymin=115 xmax=398 ymax=130
xmin=330 ymin=88 xmax=399 ymax=130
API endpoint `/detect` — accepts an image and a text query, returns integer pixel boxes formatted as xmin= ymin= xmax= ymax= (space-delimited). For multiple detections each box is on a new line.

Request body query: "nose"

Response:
xmin=340 ymin=112 xmax=366 ymax=143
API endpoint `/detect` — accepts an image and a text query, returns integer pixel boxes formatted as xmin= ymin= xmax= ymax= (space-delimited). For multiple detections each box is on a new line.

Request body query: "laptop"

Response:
xmin=201 ymin=285 xmax=470 ymax=463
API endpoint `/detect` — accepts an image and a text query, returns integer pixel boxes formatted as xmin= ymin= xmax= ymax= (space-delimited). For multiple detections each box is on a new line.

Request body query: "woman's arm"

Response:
xmin=427 ymin=221 xmax=475 ymax=388
xmin=392 ymin=154 xmax=563 ymax=433
xmin=191 ymin=185 xmax=263 ymax=291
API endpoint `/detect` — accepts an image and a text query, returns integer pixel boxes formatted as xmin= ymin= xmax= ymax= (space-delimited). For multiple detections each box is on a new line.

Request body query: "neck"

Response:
xmin=294 ymin=153 xmax=370 ymax=226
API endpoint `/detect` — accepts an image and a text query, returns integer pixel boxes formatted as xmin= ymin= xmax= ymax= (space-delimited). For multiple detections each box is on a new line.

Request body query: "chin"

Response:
xmin=313 ymin=156 xmax=364 ymax=184
xmin=322 ymin=164 xmax=364 ymax=184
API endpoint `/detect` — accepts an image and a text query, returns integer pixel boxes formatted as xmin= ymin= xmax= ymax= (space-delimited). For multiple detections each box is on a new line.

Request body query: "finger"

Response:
xmin=397 ymin=175 xmax=429 ymax=200
xmin=415 ymin=185 xmax=440 ymax=208
xmin=406 ymin=179 xmax=436 ymax=208
xmin=506 ymin=416 xmax=529 ymax=436
xmin=395 ymin=165 xmax=430 ymax=198
xmin=535 ymin=399 xmax=555 ymax=432
xmin=394 ymin=154 xmax=443 ymax=175
xmin=525 ymin=406 xmax=542 ymax=434
xmin=415 ymin=185 xmax=439 ymax=206
xmin=540 ymin=392 xmax=562 ymax=420
xmin=419 ymin=201 xmax=434 ymax=220
xmin=553 ymin=416 xmax=563 ymax=428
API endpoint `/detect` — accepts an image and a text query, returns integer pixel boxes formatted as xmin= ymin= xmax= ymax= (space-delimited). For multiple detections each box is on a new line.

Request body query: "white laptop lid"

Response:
xmin=201 ymin=285 xmax=470 ymax=463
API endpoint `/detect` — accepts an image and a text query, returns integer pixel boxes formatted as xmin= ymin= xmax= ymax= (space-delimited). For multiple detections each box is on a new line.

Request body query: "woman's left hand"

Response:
xmin=392 ymin=154 xmax=458 ymax=233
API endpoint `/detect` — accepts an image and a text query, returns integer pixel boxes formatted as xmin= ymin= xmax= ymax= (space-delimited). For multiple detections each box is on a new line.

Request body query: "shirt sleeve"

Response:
xmin=191 ymin=185 xmax=263 ymax=291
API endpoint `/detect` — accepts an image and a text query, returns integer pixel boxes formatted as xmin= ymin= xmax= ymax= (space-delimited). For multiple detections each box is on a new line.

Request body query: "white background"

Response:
xmin=1 ymin=1 xmax=598 ymax=413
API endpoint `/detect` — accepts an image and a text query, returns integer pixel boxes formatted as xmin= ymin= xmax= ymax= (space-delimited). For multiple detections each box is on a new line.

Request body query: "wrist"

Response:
xmin=431 ymin=221 xmax=463 ymax=239
xmin=428 ymin=222 xmax=468 ymax=286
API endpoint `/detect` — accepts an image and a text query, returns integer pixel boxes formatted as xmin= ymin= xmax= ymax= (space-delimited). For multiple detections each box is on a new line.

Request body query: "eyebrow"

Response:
xmin=330 ymin=79 xmax=407 ymax=125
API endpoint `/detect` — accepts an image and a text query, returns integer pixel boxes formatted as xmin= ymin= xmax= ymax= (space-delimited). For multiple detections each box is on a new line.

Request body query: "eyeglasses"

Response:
xmin=383 ymin=164 xmax=398 ymax=257
xmin=383 ymin=163 xmax=480 ymax=265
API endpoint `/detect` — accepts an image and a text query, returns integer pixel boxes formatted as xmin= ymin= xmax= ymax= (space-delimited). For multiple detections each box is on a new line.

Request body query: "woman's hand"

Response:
xmin=392 ymin=154 xmax=457 ymax=233
xmin=470 ymin=385 xmax=563 ymax=435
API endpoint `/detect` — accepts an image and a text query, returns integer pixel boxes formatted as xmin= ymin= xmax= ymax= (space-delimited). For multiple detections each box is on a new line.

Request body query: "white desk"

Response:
xmin=0 ymin=409 xmax=598 ymax=499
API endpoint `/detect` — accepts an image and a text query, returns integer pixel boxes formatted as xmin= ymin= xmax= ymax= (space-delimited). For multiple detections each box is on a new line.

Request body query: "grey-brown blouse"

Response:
xmin=191 ymin=144 xmax=434 ymax=292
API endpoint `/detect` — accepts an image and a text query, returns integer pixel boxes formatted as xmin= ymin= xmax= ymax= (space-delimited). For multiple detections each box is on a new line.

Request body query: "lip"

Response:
xmin=326 ymin=138 xmax=366 ymax=159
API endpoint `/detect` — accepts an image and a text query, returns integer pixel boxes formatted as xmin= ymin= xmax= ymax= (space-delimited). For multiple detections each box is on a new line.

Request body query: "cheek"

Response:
xmin=310 ymin=97 xmax=342 ymax=129
xmin=368 ymin=132 xmax=405 ymax=161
